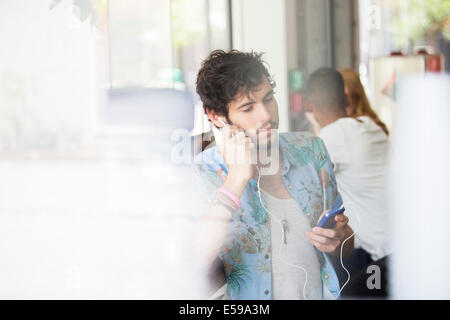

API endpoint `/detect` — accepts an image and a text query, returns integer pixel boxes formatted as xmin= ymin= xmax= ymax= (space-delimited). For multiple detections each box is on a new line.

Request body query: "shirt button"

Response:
xmin=264 ymin=289 xmax=270 ymax=295
xmin=324 ymin=273 xmax=329 ymax=280
xmin=288 ymin=185 xmax=292 ymax=190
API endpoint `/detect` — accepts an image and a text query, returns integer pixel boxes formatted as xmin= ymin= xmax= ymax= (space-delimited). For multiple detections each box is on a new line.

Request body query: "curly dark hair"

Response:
xmin=196 ymin=49 xmax=275 ymax=123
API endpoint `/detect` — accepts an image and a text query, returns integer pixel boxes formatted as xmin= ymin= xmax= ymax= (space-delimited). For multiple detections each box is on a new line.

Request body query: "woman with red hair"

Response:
xmin=339 ymin=69 xmax=389 ymax=136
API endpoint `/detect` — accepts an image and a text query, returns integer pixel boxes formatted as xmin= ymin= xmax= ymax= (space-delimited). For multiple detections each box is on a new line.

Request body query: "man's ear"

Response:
xmin=344 ymin=94 xmax=356 ymax=116
xmin=304 ymin=100 xmax=314 ymax=113
xmin=205 ymin=108 xmax=226 ymax=128
xmin=345 ymin=105 xmax=355 ymax=117
xmin=344 ymin=89 xmax=356 ymax=116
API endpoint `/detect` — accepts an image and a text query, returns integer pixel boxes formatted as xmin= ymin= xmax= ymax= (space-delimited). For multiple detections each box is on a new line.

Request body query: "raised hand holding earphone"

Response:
xmin=217 ymin=117 xmax=255 ymax=185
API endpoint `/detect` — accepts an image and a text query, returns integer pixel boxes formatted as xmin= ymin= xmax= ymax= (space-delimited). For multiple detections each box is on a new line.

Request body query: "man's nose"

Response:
xmin=257 ymin=103 xmax=272 ymax=124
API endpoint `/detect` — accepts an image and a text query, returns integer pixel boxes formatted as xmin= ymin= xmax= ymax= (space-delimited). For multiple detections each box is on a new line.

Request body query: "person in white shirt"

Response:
xmin=304 ymin=68 xmax=391 ymax=282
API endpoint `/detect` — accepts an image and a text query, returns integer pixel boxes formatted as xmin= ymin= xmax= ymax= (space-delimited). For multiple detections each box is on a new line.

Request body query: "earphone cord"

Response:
xmin=255 ymin=165 xmax=357 ymax=300
xmin=335 ymin=203 xmax=358 ymax=299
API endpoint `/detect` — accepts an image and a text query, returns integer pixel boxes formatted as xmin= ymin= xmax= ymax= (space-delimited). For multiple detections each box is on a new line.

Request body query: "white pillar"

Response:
xmin=389 ymin=74 xmax=450 ymax=299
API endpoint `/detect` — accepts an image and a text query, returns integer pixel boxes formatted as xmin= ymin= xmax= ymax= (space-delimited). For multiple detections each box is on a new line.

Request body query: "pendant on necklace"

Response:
xmin=282 ymin=219 xmax=289 ymax=244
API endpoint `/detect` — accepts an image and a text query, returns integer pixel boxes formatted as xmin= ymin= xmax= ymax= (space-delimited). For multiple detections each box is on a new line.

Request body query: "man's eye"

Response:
xmin=264 ymin=97 xmax=273 ymax=103
xmin=243 ymin=106 xmax=253 ymax=112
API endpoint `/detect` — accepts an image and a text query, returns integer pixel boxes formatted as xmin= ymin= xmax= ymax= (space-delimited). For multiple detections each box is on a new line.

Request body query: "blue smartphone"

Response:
xmin=316 ymin=206 xmax=345 ymax=229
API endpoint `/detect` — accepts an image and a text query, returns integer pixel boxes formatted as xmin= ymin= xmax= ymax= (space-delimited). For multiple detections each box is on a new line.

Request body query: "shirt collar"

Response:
xmin=279 ymin=135 xmax=295 ymax=176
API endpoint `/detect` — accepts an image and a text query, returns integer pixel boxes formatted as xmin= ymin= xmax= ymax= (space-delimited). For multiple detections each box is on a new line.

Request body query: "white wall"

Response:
xmin=231 ymin=0 xmax=296 ymax=132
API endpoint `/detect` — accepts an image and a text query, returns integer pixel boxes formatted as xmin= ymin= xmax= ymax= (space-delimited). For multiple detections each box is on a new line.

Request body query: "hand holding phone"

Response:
xmin=316 ymin=206 xmax=345 ymax=229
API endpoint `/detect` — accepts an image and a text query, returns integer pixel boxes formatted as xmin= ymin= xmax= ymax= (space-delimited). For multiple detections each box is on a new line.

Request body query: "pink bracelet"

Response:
xmin=217 ymin=187 xmax=242 ymax=209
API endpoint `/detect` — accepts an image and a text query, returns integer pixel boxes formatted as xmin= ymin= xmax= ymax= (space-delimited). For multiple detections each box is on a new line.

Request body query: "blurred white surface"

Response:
xmin=389 ymin=73 xmax=450 ymax=299
xmin=0 ymin=158 xmax=208 ymax=299
xmin=0 ymin=0 xmax=100 ymax=152
xmin=0 ymin=1 xmax=208 ymax=298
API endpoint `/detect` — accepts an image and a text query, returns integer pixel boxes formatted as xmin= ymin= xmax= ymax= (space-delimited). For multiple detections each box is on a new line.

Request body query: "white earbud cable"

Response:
xmin=335 ymin=201 xmax=359 ymax=299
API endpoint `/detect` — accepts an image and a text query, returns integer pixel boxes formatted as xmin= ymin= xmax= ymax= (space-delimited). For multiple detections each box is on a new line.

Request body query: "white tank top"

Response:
xmin=261 ymin=189 xmax=323 ymax=300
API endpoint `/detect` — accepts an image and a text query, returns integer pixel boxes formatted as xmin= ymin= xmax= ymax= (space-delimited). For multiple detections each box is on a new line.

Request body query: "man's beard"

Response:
xmin=255 ymin=128 xmax=280 ymax=175
xmin=255 ymin=128 xmax=273 ymax=150
xmin=225 ymin=118 xmax=279 ymax=160
xmin=254 ymin=121 xmax=278 ymax=150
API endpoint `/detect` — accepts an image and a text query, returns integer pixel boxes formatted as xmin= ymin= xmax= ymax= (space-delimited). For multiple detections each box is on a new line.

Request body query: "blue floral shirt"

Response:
xmin=195 ymin=132 xmax=343 ymax=299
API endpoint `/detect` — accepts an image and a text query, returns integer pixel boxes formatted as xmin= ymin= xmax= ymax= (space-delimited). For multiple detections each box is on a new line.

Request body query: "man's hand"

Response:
xmin=220 ymin=125 xmax=255 ymax=192
xmin=306 ymin=211 xmax=354 ymax=258
xmin=198 ymin=125 xmax=255 ymax=265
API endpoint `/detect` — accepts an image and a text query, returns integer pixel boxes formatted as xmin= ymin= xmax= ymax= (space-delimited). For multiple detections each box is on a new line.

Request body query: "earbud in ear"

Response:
xmin=218 ymin=117 xmax=227 ymax=127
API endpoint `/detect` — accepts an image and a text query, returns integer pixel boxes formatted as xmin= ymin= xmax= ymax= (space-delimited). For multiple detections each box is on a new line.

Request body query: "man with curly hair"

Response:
xmin=194 ymin=50 xmax=353 ymax=300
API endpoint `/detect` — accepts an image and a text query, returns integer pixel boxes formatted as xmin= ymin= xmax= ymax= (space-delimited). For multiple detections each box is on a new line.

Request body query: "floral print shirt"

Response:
xmin=195 ymin=132 xmax=343 ymax=299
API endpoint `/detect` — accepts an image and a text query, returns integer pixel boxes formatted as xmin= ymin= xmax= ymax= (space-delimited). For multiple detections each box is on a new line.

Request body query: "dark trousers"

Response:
xmin=330 ymin=248 xmax=389 ymax=299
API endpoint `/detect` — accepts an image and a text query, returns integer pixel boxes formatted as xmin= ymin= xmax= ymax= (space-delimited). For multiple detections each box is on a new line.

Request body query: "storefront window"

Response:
xmin=107 ymin=0 xmax=231 ymax=92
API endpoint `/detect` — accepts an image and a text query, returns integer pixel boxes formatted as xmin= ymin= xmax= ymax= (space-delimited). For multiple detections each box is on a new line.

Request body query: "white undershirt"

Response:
xmin=261 ymin=189 xmax=323 ymax=300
